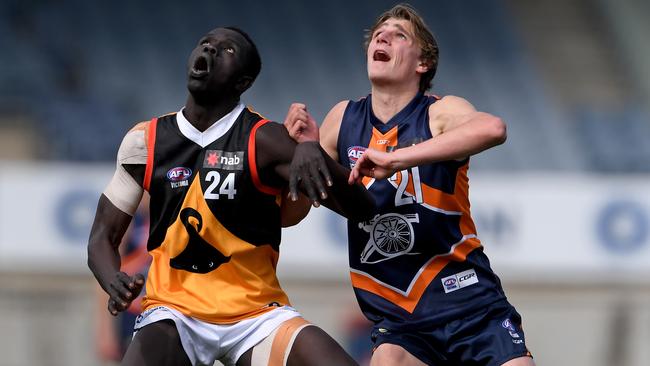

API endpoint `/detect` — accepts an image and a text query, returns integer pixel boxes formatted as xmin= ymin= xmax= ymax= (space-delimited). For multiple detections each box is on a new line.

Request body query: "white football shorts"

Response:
xmin=133 ymin=305 xmax=302 ymax=366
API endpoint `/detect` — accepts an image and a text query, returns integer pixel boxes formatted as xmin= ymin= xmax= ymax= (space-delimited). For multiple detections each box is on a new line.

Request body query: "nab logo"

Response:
xmin=204 ymin=150 xmax=244 ymax=170
xmin=220 ymin=154 xmax=240 ymax=166
xmin=166 ymin=167 xmax=192 ymax=182
xmin=347 ymin=146 xmax=366 ymax=168
xmin=376 ymin=139 xmax=390 ymax=145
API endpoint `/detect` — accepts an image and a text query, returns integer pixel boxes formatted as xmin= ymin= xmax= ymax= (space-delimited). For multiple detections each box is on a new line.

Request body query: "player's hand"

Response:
xmin=348 ymin=148 xmax=396 ymax=184
xmin=107 ymin=272 xmax=145 ymax=316
xmin=289 ymin=141 xmax=333 ymax=207
xmin=284 ymin=103 xmax=319 ymax=143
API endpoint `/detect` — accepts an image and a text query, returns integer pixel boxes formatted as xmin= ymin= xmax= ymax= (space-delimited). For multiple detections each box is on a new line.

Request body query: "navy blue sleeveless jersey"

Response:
xmin=337 ymin=93 xmax=507 ymax=329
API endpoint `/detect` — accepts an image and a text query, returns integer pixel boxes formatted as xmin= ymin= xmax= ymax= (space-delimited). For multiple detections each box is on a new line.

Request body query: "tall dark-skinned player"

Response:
xmin=87 ymin=26 xmax=375 ymax=366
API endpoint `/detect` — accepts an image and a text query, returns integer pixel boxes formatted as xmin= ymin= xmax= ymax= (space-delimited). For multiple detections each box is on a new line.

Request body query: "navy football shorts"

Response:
xmin=371 ymin=300 xmax=532 ymax=366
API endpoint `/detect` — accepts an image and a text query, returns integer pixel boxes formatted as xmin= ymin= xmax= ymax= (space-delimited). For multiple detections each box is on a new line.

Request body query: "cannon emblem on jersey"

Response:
xmin=359 ymin=213 xmax=419 ymax=264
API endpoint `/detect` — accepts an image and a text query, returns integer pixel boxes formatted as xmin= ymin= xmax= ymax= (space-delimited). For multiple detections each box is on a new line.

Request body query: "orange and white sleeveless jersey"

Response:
xmin=137 ymin=105 xmax=289 ymax=324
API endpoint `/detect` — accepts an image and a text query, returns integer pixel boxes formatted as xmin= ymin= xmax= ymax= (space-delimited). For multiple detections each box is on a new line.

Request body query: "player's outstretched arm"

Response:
xmin=350 ymin=95 xmax=506 ymax=183
xmin=255 ymin=122 xmax=376 ymax=222
xmin=425 ymin=95 xmax=506 ymax=160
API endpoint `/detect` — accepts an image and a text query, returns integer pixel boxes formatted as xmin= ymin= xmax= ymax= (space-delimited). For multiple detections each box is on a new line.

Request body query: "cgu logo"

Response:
xmin=458 ymin=272 xmax=476 ymax=282
xmin=444 ymin=278 xmax=457 ymax=286
xmin=166 ymin=167 xmax=192 ymax=182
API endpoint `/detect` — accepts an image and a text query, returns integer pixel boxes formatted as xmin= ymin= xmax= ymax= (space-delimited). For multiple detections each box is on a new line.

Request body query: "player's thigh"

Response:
xmin=287 ymin=325 xmax=358 ymax=366
xmin=370 ymin=343 xmax=426 ymax=366
xmin=236 ymin=348 xmax=252 ymax=366
xmin=502 ymin=356 xmax=536 ymax=366
xmin=122 ymin=319 xmax=191 ymax=366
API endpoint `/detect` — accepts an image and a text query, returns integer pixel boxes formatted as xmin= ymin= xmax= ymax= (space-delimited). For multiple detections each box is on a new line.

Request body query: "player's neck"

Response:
xmin=184 ymin=96 xmax=240 ymax=132
xmin=370 ymin=84 xmax=420 ymax=123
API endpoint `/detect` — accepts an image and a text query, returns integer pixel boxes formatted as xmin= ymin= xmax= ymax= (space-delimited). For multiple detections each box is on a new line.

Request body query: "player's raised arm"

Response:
xmin=426 ymin=95 xmax=507 ymax=160
xmin=255 ymin=121 xmax=376 ymax=222
xmin=350 ymin=96 xmax=506 ymax=183
xmin=280 ymin=103 xmax=349 ymax=226
xmin=284 ymin=100 xmax=348 ymax=161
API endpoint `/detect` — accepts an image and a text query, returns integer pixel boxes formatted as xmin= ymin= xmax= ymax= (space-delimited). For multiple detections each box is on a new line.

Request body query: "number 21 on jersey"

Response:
xmin=391 ymin=167 xmax=423 ymax=206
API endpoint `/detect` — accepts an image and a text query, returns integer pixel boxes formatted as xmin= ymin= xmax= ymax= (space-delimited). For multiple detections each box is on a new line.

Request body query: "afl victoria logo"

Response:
xmin=347 ymin=146 xmax=366 ymax=168
xmin=444 ymin=278 xmax=457 ymax=287
xmin=502 ymin=319 xmax=515 ymax=331
xmin=166 ymin=167 xmax=192 ymax=182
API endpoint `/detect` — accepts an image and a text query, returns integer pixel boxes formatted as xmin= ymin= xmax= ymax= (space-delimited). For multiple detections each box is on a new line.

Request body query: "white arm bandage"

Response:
xmin=103 ymin=128 xmax=147 ymax=215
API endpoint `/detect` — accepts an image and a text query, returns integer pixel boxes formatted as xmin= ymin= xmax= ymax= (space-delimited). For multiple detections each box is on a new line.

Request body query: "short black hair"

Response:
xmin=224 ymin=26 xmax=262 ymax=83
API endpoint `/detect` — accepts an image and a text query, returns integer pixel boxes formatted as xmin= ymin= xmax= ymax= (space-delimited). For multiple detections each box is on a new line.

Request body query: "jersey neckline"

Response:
xmin=176 ymin=103 xmax=245 ymax=148
xmin=367 ymin=92 xmax=427 ymax=133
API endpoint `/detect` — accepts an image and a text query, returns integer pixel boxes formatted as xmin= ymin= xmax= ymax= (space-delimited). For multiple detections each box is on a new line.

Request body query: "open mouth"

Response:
xmin=373 ymin=50 xmax=391 ymax=62
xmin=191 ymin=55 xmax=210 ymax=77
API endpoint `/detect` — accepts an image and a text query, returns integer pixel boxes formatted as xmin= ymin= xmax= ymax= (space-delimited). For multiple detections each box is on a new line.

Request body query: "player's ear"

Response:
xmin=416 ymin=59 xmax=430 ymax=75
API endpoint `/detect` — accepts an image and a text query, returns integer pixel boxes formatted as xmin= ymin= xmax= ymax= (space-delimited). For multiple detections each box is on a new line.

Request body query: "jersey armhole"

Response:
xmin=143 ymin=117 xmax=158 ymax=192
xmin=335 ymin=100 xmax=354 ymax=165
xmin=248 ymin=119 xmax=282 ymax=196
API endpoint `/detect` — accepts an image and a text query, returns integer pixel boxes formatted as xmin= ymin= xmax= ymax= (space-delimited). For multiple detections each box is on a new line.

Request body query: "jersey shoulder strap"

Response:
xmin=143 ymin=117 xmax=158 ymax=191
xmin=247 ymin=119 xmax=282 ymax=195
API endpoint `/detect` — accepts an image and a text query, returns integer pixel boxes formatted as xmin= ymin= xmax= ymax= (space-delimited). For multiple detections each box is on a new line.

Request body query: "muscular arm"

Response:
xmin=279 ymin=188 xmax=311 ymax=227
xmin=283 ymin=100 xmax=347 ymax=161
xmin=87 ymin=195 xmax=135 ymax=299
xmin=88 ymin=127 xmax=146 ymax=315
xmin=279 ymin=103 xmax=342 ymax=226
xmin=425 ymin=95 xmax=506 ymax=160
xmin=88 ymin=193 xmax=145 ymax=316
xmin=256 ymin=122 xmax=375 ymax=221
xmin=350 ymin=96 xmax=506 ymax=182
xmin=319 ymin=100 xmax=348 ymax=161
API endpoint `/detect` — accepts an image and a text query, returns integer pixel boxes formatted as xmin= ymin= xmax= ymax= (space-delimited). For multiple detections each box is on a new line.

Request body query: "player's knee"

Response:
xmin=289 ymin=326 xmax=357 ymax=366
xmin=371 ymin=343 xmax=425 ymax=366
xmin=250 ymin=317 xmax=356 ymax=366
xmin=501 ymin=356 xmax=536 ymax=366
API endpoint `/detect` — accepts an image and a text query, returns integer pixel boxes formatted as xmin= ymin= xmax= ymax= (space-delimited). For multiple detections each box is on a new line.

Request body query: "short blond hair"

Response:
xmin=364 ymin=3 xmax=439 ymax=93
